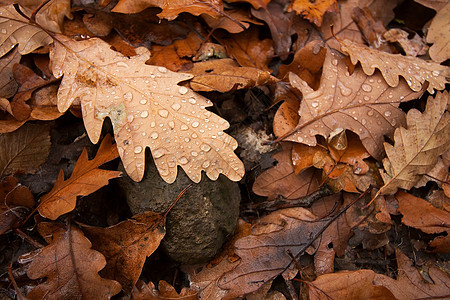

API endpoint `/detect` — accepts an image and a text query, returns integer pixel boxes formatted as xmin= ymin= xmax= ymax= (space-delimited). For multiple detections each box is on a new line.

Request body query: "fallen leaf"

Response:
xmin=253 ymin=143 xmax=320 ymax=201
xmin=112 ymin=0 xmax=223 ymax=20
xmin=37 ymin=134 xmax=121 ymax=220
xmin=372 ymin=249 xmax=450 ymax=299
xmin=133 ymin=280 xmax=197 ymax=300
xmin=0 ymin=4 xmax=53 ymax=57
xmin=285 ymin=48 xmax=423 ymax=160
xmin=351 ymin=6 xmax=392 ymax=51
xmin=414 ymin=0 xmax=448 ymax=11
xmin=35 ymin=0 xmax=72 ymax=33
xmin=217 ymin=26 xmax=274 ymax=72
xmin=202 ymin=9 xmax=261 ymax=33
xmin=309 ymin=269 xmax=396 ymax=300
xmin=426 ymin=2 xmax=450 ymax=63
xmin=27 ymin=223 xmax=122 ymax=299
xmin=0 ymin=123 xmax=50 ymax=177
xmin=49 ymin=35 xmax=244 ymax=183
xmin=379 ymin=91 xmax=450 ymax=195
xmin=0 ymin=47 xmax=20 ymax=98
xmin=80 ymin=210 xmax=166 ymax=292
xmin=340 ymin=39 xmax=449 ymax=93
xmin=0 ymin=175 xmax=34 ymax=235
xmin=188 ymin=58 xmax=276 ymax=92
xmin=225 ymin=0 xmax=270 ymax=9
xmin=288 ymin=0 xmax=337 ymax=27
xmin=383 ymin=28 xmax=428 ymax=56
xmin=272 ymin=84 xmax=301 ymax=137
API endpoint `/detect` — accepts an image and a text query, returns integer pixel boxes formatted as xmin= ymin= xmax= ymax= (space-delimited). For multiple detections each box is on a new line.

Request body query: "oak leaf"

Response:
xmin=0 ymin=47 xmax=20 ymax=98
xmin=285 ymin=48 xmax=424 ymax=160
xmin=34 ymin=0 xmax=72 ymax=33
xmin=0 ymin=4 xmax=53 ymax=58
xmin=188 ymin=58 xmax=276 ymax=92
xmin=379 ymin=91 xmax=450 ymax=195
xmin=133 ymin=280 xmax=197 ymax=300
xmin=80 ymin=211 xmax=166 ymax=292
xmin=112 ymin=0 xmax=223 ymax=20
xmin=27 ymin=223 xmax=121 ymax=300
xmin=202 ymin=9 xmax=261 ymax=34
xmin=49 ymin=35 xmax=244 ymax=183
xmin=288 ymin=0 xmax=337 ymax=27
xmin=0 ymin=123 xmax=50 ymax=177
xmin=37 ymin=134 xmax=121 ymax=220
xmin=426 ymin=3 xmax=450 ymax=63
xmin=340 ymin=39 xmax=449 ymax=93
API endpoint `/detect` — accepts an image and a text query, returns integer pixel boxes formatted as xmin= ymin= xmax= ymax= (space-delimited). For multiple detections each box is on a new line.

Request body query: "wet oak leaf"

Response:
xmin=112 ymin=0 xmax=223 ymax=20
xmin=133 ymin=280 xmax=197 ymax=300
xmin=340 ymin=39 xmax=449 ymax=93
xmin=37 ymin=134 xmax=121 ymax=220
xmin=253 ymin=143 xmax=320 ymax=201
xmin=49 ymin=35 xmax=244 ymax=183
xmin=285 ymin=48 xmax=424 ymax=160
xmin=426 ymin=3 xmax=450 ymax=63
xmin=288 ymin=0 xmax=337 ymax=27
xmin=379 ymin=91 xmax=450 ymax=195
xmin=188 ymin=58 xmax=277 ymax=92
xmin=0 ymin=4 xmax=53 ymax=58
xmin=35 ymin=0 xmax=72 ymax=33
xmin=27 ymin=223 xmax=121 ymax=300
xmin=80 ymin=211 xmax=166 ymax=292
xmin=0 ymin=123 xmax=50 ymax=177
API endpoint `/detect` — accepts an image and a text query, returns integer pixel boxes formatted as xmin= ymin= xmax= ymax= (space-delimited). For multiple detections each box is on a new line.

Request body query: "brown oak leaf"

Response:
xmin=27 ymin=223 xmax=121 ymax=300
xmin=133 ymin=280 xmax=197 ymax=300
xmin=426 ymin=3 xmax=450 ymax=63
xmin=0 ymin=47 xmax=20 ymax=98
xmin=37 ymin=134 xmax=121 ymax=220
xmin=288 ymin=0 xmax=337 ymax=26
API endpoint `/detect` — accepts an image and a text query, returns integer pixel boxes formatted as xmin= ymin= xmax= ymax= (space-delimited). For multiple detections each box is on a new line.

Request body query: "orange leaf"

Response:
xmin=133 ymin=280 xmax=197 ymax=300
xmin=37 ymin=134 xmax=121 ymax=220
xmin=288 ymin=0 xmax=337 ymax=26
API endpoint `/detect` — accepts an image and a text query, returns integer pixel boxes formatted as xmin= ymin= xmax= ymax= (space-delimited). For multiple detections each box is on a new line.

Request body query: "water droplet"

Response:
xmin=134 ymin=146 xmax=143 ymax=154
xmin=200 ymin=144 xmax=211 ymax=152
xmin=191 ymin=151 xmax=198 ymax=157
xmin=140 ymin=99 xmax=147 ymax=105
xmin=338 ymin=82 xmax=352 ymax=96
xmin=1 ymin=28 xmax=7 ymax=34
xmin=153 ymin=148 xmax=165 ymax=158
xmin=354 ymin=167 xmax=362 ymax=174
xmin=179 ymin=86 xmax=188 ymax=95
xmin=202 ymin=160 xmax=210 ymax=168
xmin=331 ymin=59 xmax=338 ymax=66
xmin=311 ymin=102 xmax=319 ymax=108
xmin=364 ymin=96 xmax=369 ymax=101
xmin=179 ymin=157 xmax=188 ymax=164
xmin=158 ymin=109 xmax=169 ymax=118
xmin=432 ymin=70 xmax=440 ymax=77
xmin=191 ymin=121 xmax=199 ymax=128
xmin=188 ymin=98 xmax=196 ymax=104
xmin=361 ymin=118 xmax=367 ymax=125
xmin=171 ymin=103 xmax=181 ymax=111
xmin=127 ymin=115 xmax=134 ymax=122
xmin=191 ymin=133 xmax=198 ymax=138
xmin=169 ymin=121 xmax=175 ymax=128
xmin=181 ymin=124 xmax=188 ymax=130
xmin=151 ymin=121 xmax=156 ymax=127
xmin=184 ymin=137 xmax=190 ymax=142
xmin=297 ymin=136 xmax=303 ymax=142
xmin=123 ymin=92 xmax=133 ymax=101
xmin=361 ymin=84 xmax=372 ymax=92
xmin=158 ymin=66 xmax=167 ymax=73
xmin=151 ymin=132 xmax=158 ymax=139
xmin=117 ymin=62 xmax=128 ymax=68
xmin=367 ymin=110 xmax=374 ymax=116
xmin=384 ymin=111 xmax=391 ymax=117
xmin=140 ymin=111 xmax=148 ymax=118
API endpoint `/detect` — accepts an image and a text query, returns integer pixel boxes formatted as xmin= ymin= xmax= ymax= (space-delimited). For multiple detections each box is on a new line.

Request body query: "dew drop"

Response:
xmin=297 ymin=136 xmax=304 ymax=142
xmin=338 ymin=82 xmax=352 ymax=96
xmin=191 ymin=121 xmax=200 ymax=128
xmin=200 ymin=144 xmax=211 ymax=152
xmin=311 ymin=102 xmax=319 ymax=108
xmin=158 ymin=66 xmax=167 ymax=73
xmin=181 ymin=124 xmax=189 ymax=130
xmin=188 ymin=98 xmax=196 ymax=104
xmin=384 ymin=111 xmax=391 ymax=117
xmin=151 ymin=132 xmax=158 ymax=139
xmin=191 ymin=151 xmax=198 ymax=157
xmin=123 ymin=92 xmax=133 ymax=101
xmin=361 ymin=118 xmax=367 ymax=125
xmin=432 ymin=70 xmax=440 ymax=77
xmin=140 ymin=111 xmax=149 ymax=118
xmin=171 ymin=103 xmax=181 ymax=111
xmin=361 ymin=84 xmax=372 ymax=92
xmin=169 ymin=121 xmax=175 ymax=128
xmin=127 ymin=115 xmax=134 ymax=122
xmin=134 ymin=146 xmax=143 ymax=154
xmin=158 ymin=109 xmax=169 ymax=118
xmin=331 ymin=59 xmax=338 ymax=66
xmin=354 ymin=167 xmax=362 ymax=174
xmin=179 ymin=157 xmax=188 ymax=164
xmin=202 ymin=160 xmax=210 ymax=168
xmin=191 ymin=133 xmax=198 ymax=138
xmin=117 ymin=62 xmax=128 ymax=68
xmin=151 ymin=121 xmax=156 ymax=127
xmin=1 ymin=28 xmax=7 ymax=34
xmin=179 ymin=86 xmax=188 ymax=95
xmin=140 ymin=99 xmax=147 ymax=105
xmin=364 ymin=96 xmax=369 ymax=101
xmin=367 ymin=110 xmax=374 ymax=116
xmin=185 ymin=137 xmax=190 ymax=142
xmin=153 ymin=148 xmax=165 ymax=158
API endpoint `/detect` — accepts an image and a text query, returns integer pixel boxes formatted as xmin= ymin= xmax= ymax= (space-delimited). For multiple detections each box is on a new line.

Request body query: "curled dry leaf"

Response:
xmin=427 ymin=3 xmax=450 ymax=63
xmin=340 ymin=39 xmax=449 ymax=93
xmin=0 ymin=123 xmax=50 ymax=177
xmin=37 ymin=134 xmax=121 ymax=220
xmin=188 ymin=58 xmax=276 ymax=92
xmin=112 ymin=0 xmax=223 ymax=20
xmin=285 ymin=48 xmax=423 ymax=160
xmin=133 ymin=280 xmax=197 ymax=300
xmin=0 ymin=5 xmax=53 ymax=58
xmin=34 ymin=0 xmax=72 ymax=33
xmin=49 ymin=35 xmax=244 ymax=183
xmin=288 ymin=0 xmax=337 ymax=27
xmin=253 ymin=143 xmax=320 ymax=201
xmin=27 ymin=223 xmax=121 ymax=300
xmin=379 ymin=91 xmax=450 ymax=195
xmin=80 ymin=211 xmax=166 ymax=292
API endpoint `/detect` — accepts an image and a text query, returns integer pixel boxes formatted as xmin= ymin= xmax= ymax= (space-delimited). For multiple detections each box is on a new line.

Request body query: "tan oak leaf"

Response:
xmin=340 ymin=39 xmax=449 ymax=93
xmin=285 ymin=48 xmax=423 ymax=160
xmin=426 ymin=3 xmax=450 ymax=63
xmin=50 ymin=35 xmax=244 ymax=183
xmin=378 ymin=91 xmax=450 ymax=195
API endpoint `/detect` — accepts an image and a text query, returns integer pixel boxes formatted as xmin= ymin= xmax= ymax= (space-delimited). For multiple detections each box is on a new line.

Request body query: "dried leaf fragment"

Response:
xmin=379 ymin=91 xmax=450 ymax=195
xmin=340 ymin=39 xmax=449 ymax=93
xmin=50 ymin=35 xmax=244 ymax=183
xmin=27 ymin=223 xmax=121 ymax=300
xmin=38 ymin=134 xmax=121 ymax=220
xmin=288 ymin=0 xmax=337 ymax=26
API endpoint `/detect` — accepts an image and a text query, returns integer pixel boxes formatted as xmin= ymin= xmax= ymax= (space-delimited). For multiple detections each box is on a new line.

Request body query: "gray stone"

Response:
xmin=117 ymin=154 xmax=241 ymax=264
